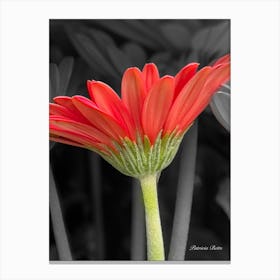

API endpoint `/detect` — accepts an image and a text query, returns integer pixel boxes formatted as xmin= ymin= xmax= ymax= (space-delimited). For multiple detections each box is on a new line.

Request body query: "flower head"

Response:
xmin=50 ymin=54 xmax=230 ymax=178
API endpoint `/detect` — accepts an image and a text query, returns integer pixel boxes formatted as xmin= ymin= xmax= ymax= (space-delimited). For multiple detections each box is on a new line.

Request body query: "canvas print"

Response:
xmin=49 ymin=19 xmax=230 ymax=261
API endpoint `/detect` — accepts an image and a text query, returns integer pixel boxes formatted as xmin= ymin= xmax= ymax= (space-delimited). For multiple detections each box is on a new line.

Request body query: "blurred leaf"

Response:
xmin=131 ymin=179 xmax=145 ymax=260
xmin=88 ymin=153 xmax=105 ymax=260
xmin=177 ymin=53 xmax=190 ymax=69
xmin=68 ymin=30 xmax=118 ymax=78
xmin=192 ymin=21 xmax=230 ymax=61
xmin=168 ymin=122 xmax=198 ymax=260
xmin=50 ymin=45 xmax=64 ymax=64
xmin=67 ymin=58 xmax=91 ymax=96
xmin=185 ymin=50 xmax=199 ymax=63
xmin=180 ymin=20 xmax=202 ymax=35
xmin=49 ymin=63 xmax=60 ymax=150
xmin=215 ymin=177 xmax=230 ymax=218
xmin=50 ymin=57 xmax=75 ymax=101
xmin=210 ymin=91 xmax=230 ymax=131
xmin=136 ymin=20 xmax=173 ymax=49
xmin=150 ymin=51 xmax=172 ymax=64
xmin=107 ymin=45 xmax=133 ymax=75
xmin=123 ymin=20 xmax=157 ymax=42
xmin=95 ymin=20 xmax=165 ymax=50
xmin=207 ymin=22 xmax=230 ymax=55
xmin=149 ymin=51 xmax=173 ymax=74
xmin=160 ymin=22 xmax=191 ymax=51
xmin=71 ymin=26 xmax=151 ymax=81
xmin=50 ymin=141 xmax=55 ymax=150
xmin=49 ymin=57 xmax=75 ymax=150
xmin=50 ymin=165 xmax=73 ymax=260
xmin=87 ymin=28 xmax=116 ymax=48
xmin=58 ymin=57 xmax=74 ymax=96
xmin=122 ymin=43 xmax=147 ymax=68
xmin=49 ymin=63 xmax=60 ymax=100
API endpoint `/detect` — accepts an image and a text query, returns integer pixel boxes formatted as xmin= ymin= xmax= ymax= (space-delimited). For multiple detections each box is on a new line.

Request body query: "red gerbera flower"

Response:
xmin=50 ymin=54 xmax=230 ymax=178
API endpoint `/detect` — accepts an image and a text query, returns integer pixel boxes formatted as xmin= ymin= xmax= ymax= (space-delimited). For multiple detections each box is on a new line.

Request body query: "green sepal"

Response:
xmin=95 ymin=130 xmax=184 ymax=178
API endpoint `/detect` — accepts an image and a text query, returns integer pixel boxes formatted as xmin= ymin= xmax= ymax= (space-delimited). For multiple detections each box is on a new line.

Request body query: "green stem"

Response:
xmin=139 ymin=174 xmax=165 ymax=261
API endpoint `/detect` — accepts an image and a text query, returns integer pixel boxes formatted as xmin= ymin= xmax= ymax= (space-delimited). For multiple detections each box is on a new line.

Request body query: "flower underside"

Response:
xmin=96 ymin=130 xmax=185 ymax=178
xmin=50 ymin=55 xmax=230 ymax=178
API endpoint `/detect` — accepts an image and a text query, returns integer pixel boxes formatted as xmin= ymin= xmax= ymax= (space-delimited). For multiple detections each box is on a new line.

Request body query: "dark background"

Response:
xmin=49 ymin=19 xmax=230 ymax=261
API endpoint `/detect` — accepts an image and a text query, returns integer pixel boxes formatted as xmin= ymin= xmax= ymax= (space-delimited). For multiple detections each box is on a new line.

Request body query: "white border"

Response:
xmin=1 ymin=0 xmax=279 ymax=279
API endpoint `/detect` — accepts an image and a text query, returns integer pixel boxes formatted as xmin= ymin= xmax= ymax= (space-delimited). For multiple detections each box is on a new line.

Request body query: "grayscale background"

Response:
xmin=49 ymin=19 xmax=230 ymax=261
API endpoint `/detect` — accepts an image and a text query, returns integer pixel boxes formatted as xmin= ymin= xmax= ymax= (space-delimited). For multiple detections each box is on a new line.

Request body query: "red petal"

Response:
xmin=50 ymin=116 xmax=115 ymax=149
xmin=86 ymin=80 xmax=136 ymax=139
xmin=142 ymin=63 xmax=160 ymax=93
xmin=164 ymin=66 xmax=213 ymax=134
xmin=72 ymin=95 xmax=127 ymax=141
xmin=87 ymin=80 xmax=123 ymax=121
xmin=180 ymin=63 xmax=230 ymax=130
xmin=50 ymin=136 xmax=85 ymax=148
xmin=205 ymin=63 xmax=230 ymax=96
xmin=53 ymin=96 xmax=92 ymax=124
xmin=213 ymin=54 xmax=230 ymax=66
xmin=121 ymin=67 xmax=146 ymax=132
xmin=50 ymin=124 xmax=105 ymax=151
xmin=53 ymin=96 xmax=75 ymax=110
xmin=50 ymin=123 xmax=97 ymax=146
xmin=86 ymin=80 xmax=96 ymax=101
xmin=142 ymin=76 xmax=175 ymax=144
xmin=49 ymin=103 xmax=80 ymax=120
xmin=174 ymin=63 xmax=199 ymax=100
